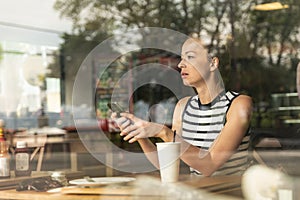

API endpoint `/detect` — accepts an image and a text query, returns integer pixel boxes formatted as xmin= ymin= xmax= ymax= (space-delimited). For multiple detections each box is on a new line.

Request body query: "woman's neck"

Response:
xmin=195 ymin=72 xmax=225 ymax=104
xmin=196 ymin=85 xmax=224 ymax=105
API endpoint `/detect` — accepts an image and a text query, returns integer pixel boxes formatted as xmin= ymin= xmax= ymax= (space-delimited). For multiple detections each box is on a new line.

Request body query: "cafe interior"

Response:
xmin=0 ymin=0 xmax=299 ymax=199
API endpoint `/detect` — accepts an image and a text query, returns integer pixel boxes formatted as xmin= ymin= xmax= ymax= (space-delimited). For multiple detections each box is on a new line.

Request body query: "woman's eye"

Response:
xmin=187 ymin=55 xmax=194 ymax=59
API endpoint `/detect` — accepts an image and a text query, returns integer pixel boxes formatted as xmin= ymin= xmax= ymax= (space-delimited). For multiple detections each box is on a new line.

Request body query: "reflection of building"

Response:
xmin=0 ymin=42 xmax=59 ymax=112
xmin=0 ymin=41 xmax=62 ymax=128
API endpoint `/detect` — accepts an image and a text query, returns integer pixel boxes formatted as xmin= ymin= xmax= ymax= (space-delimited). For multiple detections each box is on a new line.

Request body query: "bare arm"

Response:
xmin=137 ymin=139 xmax=159 ymax=168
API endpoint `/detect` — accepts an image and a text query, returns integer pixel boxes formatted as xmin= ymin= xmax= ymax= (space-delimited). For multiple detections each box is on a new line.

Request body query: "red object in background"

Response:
xmin=108 ymin=119 xmax=120 ymax=132
xmin=98 ymin=119 xmax=109 ymax=132
xmin=97 ymin=119 xmax=120 ymax=132
xmin=62 ymin=119 xmax=119 ymax=133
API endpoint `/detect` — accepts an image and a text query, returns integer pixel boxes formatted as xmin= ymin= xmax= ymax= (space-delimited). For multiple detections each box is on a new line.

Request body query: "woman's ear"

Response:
xmin=210 ymin=57 xmax=219 ymax=71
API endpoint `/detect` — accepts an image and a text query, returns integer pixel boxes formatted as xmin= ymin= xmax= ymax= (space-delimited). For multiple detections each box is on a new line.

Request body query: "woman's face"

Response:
xmin=178 ymin=38 xmax=211 ymax=88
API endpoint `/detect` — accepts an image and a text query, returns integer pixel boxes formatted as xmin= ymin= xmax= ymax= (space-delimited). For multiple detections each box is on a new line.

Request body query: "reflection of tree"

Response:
xmin=249 ymin=1 xmax=300 ymax=67
xmin=48 ymin=31 xmax=112 ymax=105
xmin=53 ymin=0 xmax=300 ymax=127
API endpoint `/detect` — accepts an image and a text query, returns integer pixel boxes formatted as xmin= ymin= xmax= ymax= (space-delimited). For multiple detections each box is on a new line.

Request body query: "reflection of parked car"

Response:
xmin=251 ymin=128 xmax=300 ymax=150
xmin=271 ymin=92 xmax=300 ymax=128
xmin=250 ymin=128 xmax=300 ymax=176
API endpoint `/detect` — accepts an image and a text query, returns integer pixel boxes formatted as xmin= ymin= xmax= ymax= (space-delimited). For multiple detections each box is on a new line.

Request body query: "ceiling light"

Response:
xmin=254 ymin=2 xmax=289 ymax=11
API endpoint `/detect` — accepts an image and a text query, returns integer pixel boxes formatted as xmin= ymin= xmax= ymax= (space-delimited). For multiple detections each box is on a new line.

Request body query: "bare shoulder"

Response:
xmin=172 ymin=96 xmax=191 ymax=130
xmin=232 ymin=94 xmax=253 ymax=109
xmin=228 ymin=94 xmax=253 ymax=120
xmin=177 ymin=96 xmax=191 ymax=107
xmin=174 ymin=96 xmax=191 ymax=115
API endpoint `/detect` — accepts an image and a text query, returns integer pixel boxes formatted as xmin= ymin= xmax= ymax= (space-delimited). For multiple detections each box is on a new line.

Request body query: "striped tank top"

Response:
xmin=181 ymin=91 xmax=251 ymax=176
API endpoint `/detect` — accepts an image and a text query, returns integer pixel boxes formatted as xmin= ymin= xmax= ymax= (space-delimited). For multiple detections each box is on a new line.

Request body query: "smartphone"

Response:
xmin=107 ymin=102 xmax=125 ymax=117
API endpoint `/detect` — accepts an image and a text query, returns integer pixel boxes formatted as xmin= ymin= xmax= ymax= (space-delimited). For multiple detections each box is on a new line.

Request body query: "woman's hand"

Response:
xmin=111 ymin=112 xmax=132 ymax=132
xmin=119 ymin=113 xmax=165 ymax=143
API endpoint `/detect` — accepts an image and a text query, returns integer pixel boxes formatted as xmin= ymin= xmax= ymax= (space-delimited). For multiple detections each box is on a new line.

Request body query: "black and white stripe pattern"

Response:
xmin=182 ymin=91 xmax=251 ymax=176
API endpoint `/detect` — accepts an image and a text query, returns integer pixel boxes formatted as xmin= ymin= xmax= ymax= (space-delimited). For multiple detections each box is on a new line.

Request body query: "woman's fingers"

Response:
xmin=111 ymin=112 xmax=118 ymax=119
xmin=119 ymin=118 xmax=131 ymax=130
xmin=123 ymin=133 xmax=134 ymax=141
xmin=127 ymin=130 xmax=147 ymax=143
xmin=111 ymin=112 xmax=142 ymax=143
xmin=123 ymin=127 xmax=149 ymax=143
xmin=120 ymin=112 xmax=136 ymax=122
xmin=114 ymin=116 xmax=127 ymax=126
xmin=122 ymin=124 xmax=138 ymax=137
xmin=117 ymin=113 xmax=148 ymax=143
xmin=128 ymin=137 xmax=138 ymax=143
xmin=122 ymin=122 xmax=137 ymax=133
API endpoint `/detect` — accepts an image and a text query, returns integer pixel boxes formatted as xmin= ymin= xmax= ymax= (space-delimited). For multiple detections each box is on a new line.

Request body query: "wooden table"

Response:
xmin=7 ymin=127 xmax=117 ymax=175
xmin=0 ymin=173 xmax=244 ymax=200
xmin=7 ymin=127 xmax=67 ymax=171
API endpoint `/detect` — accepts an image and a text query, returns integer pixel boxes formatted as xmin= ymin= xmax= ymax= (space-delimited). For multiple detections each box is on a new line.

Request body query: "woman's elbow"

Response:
xmin=200 ymin=168 xmax=216 ymax=177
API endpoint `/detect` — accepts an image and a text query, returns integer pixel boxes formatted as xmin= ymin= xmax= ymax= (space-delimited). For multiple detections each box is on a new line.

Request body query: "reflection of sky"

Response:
xmin=0 ymin=0 xmax=72 ymax=46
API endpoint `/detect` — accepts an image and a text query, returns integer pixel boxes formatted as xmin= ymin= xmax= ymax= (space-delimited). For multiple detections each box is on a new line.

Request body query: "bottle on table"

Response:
xmin=15 ymin=141 xmax=31 ymax=177
xmin=0 ymin=141 xmax=10 ymax=178
xmin=0 ymin=119 xmax=6 ymax=142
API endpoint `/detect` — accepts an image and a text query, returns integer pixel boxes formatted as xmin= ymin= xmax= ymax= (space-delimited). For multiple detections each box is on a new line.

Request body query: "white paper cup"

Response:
xmin=156 ymin=142 xmax=180 ymax=183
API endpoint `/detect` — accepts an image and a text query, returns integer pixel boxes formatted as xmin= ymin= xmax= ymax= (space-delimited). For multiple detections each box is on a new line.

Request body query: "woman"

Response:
xmin=112 ymin=37 xmax=253 ymax=176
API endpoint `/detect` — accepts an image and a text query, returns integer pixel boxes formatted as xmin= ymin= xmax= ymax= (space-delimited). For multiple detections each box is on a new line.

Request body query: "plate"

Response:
xmin=69 ymin=177 xmax=136 ymax=186
xmin=47 ymin=187 xmax=62 ymax=193
xmin=47 ymin=186 xmax=77 ymax=193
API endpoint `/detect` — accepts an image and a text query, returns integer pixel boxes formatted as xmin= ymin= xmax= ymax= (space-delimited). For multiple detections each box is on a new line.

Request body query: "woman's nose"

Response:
xmin=178 ymin=59 xmax=186 ymax=69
